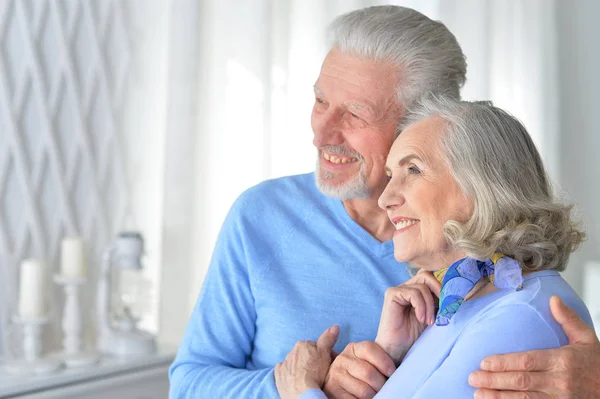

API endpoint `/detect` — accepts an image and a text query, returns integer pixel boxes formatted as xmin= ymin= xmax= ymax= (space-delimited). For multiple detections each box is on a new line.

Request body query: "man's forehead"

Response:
xmin=313 ymin=82 xmax=400 ymax=119
xmin=318 ymin=49 xmax=400 ymax=88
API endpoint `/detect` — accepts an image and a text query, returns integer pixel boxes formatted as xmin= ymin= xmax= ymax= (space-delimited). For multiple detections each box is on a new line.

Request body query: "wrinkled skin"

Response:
xmin=275 ymin=326 xmax=340 ymax=399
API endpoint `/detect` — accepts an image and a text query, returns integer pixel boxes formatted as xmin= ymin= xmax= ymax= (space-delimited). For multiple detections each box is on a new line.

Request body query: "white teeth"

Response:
xmin=323 ymin=152 xmax=357 ymax=164
xmin=394 ymin=219 xmax=418 ymax=230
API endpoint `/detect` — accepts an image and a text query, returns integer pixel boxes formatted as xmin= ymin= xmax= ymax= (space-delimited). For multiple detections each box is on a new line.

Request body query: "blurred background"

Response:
xmin=0 ymin=0 xmax=598 ymax=360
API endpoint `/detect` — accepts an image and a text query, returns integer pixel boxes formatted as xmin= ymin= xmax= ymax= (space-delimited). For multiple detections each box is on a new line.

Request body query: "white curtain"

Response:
xmin=156 ymin=0 xmax=560 ymax=345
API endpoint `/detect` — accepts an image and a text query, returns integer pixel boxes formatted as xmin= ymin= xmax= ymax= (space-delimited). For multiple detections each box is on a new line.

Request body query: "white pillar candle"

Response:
xmin=61 ymin=237 xmax=87 ymax=278
xmin=19 ymin=259 xmax=47 ymax=318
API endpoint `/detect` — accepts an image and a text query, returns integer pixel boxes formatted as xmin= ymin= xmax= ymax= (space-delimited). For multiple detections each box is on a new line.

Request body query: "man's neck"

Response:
xmin=342 ymin=197 xmax=395 ymax=242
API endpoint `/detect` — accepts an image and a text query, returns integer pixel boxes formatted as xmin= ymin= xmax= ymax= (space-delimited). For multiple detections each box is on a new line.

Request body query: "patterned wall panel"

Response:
xmin=0 ymin=0 xmax=133 ymax=356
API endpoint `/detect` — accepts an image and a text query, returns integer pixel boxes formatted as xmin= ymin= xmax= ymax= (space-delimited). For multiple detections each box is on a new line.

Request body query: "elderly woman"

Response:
xmin=276 ymin=97 xmax=593 ymax=398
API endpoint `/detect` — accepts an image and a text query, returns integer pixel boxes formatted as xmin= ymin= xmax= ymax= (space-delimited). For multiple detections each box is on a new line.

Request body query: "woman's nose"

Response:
xmin=378 ymin=181 xmax=403 ymax=211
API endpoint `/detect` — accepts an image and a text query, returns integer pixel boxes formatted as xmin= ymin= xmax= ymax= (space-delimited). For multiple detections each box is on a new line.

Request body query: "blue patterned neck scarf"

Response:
xmin=434 ymin=253 xmax=523 ymax=326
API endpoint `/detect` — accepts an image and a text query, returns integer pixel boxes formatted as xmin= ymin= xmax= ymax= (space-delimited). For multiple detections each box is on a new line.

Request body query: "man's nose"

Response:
xmin=312 ymin=109 xmax=344 ymax=148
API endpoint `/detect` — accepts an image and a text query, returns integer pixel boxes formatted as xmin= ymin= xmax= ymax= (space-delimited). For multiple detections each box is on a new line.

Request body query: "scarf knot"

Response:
xmin=433 ymin=253 xmax=523 ymax=326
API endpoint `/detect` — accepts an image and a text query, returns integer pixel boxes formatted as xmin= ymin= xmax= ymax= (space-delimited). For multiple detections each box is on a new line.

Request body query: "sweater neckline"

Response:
xmin=330 ymin=197 xmax=395 ymax=258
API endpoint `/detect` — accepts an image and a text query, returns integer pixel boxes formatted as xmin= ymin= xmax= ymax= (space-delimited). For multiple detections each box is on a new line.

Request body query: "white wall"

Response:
xmin=556 ymin=0 xmax=600 ymax=295
xmin=0 ymin=0 xmax=170 ymax=356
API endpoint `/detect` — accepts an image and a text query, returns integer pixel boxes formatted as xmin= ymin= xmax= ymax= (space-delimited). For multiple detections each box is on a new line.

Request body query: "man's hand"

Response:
xmin=323 ymin=341 xmax=396 ymax=399
xmin=275 ymin=325 xmax=339 ymax=399
xmin=469 ymin=295 xmax=600 ymax=398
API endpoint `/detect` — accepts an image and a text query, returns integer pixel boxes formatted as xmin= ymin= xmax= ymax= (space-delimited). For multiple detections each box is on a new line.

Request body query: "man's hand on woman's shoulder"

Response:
xmin=469 ymin=296 xmax=600 ymax=398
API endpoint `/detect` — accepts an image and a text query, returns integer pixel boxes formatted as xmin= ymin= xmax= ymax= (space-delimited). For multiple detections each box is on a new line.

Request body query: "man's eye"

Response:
xmin=385 ymin=174 xmax=392 ymax=182
xmin=316 ymin=98 xmax=325 ymax=104
xmin=350 ymin=112 xmax=359 ymax=118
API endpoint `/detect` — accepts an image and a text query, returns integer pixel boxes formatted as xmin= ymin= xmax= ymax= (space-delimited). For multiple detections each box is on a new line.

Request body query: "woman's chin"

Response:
xmin=393 ymin=251 xmax=413 ymax=265
xmin=393 ymin=254 xmax=436 ymax=271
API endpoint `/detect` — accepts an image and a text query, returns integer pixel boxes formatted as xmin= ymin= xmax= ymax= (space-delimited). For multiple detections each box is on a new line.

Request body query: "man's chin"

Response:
xmin=315 ymin=174 xmax=371 ymax=200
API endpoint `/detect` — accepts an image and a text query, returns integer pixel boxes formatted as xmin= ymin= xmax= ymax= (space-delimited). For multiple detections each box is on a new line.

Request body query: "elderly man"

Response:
xmin=169 ymin=5 xmax=600 ymax=399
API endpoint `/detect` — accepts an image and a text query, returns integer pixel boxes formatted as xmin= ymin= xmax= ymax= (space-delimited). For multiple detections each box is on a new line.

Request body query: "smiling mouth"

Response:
xmin=393 ymin=219 xmax=419 ymax=230
xmin=322 ymin=150 xmax=359 ymax=165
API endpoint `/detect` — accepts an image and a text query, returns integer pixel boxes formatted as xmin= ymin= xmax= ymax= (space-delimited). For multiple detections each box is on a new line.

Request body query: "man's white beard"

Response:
xmin=315 ymin=157 xmax=371 ymax=200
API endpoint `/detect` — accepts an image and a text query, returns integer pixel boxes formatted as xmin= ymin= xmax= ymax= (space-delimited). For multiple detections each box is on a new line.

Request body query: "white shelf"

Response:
xmin=0 ymin=345 xmax=176 ymax=398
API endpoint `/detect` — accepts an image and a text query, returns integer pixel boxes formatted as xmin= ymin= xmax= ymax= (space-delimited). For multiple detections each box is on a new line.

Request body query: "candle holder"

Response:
xmin=97 ymin=232 xmax=156 ymax=356
xmin=2 ymin=315 xmax=61 ymax=374
xmin=53 ymin=274 xmax=99 ymax=367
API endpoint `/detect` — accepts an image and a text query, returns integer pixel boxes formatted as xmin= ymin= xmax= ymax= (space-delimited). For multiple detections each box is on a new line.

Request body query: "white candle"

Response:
xmin=61 ymin=237 xmax=87 ymax=278
xmin=19 ymin=259 xmax=47 ymax=318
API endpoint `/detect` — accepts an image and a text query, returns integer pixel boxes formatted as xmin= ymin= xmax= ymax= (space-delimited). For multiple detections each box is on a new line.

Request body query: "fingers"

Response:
xmin=478 ymin=349 xmax=558 ymax=372
xmin=325 ymin=344 xmax=389 ymax=399
xmin=331 ymin=348 xmax=340 ymax=360
xmin=323 ymin=375 xmax=362 ymax=399
xmin=317 ymin=325 xmax=340 ymax=352
xmin=324 ymin=385 xmax=359 ymax=399
xmin=469 ymin=370 xmax=551 ymax=391
xmin=351 ymin=341 xmax=396 ymax=378
xmin=412 ymin=284 xmax=436 ymax=326
xmin=386 ymin=284 xmax=436 ymax=326
xmin=549 ymin=295 xmax=598 ymax=345
xmin=415 ymin=269 xmax=442 ymax=296
xmin=473 ymin=389 xmax=552 ymax=399
xmin=330 ymin=365 xmax=378 ymax=398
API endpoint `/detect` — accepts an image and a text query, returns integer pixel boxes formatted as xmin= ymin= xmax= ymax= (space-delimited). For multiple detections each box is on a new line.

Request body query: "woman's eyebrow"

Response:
xmin=396 ymin=154 xmax=422 ymax=166
xmin=385 ymin=154 xmax=423 ymax=174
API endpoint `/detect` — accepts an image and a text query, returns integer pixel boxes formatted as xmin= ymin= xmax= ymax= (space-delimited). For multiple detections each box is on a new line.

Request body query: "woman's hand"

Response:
xmin=323 ymin=340 xmax=396 ymax=399
xmin=375 ymin=270 xmax=441 ymax=365
xmin=275 ymin=325 xmax=340 ymax=399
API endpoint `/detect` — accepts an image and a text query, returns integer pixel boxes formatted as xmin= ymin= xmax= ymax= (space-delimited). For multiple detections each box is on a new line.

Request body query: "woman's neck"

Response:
xmin=415 ymin=251 xmax=468 ymax=272
xmin=465 ymin=278 xmax=498 ymax=301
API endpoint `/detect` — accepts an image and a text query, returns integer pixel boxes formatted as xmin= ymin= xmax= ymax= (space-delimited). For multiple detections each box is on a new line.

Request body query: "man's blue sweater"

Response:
xmin=169 ymin=173 xmax=411 ymax=398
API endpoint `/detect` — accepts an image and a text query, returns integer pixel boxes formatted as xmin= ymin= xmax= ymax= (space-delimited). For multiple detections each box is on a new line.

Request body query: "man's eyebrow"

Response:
xmin=347 ymin=102 xmax=375 ymax=116
xmin=313 ymin=86 xmax=376 ymax=116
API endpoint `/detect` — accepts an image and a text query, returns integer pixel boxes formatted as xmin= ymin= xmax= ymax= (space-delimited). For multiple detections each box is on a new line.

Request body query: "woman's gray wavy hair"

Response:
xmin=398 ymin=96 xmax=584 ymax=272
xmin=328 ymin=6 xmax=467 ymax=107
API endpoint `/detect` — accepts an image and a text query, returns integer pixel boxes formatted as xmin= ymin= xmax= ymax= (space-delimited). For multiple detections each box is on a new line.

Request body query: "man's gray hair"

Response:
xmin=329 ymin=6 xmax=467 ymax=107
xmin=399 ymin=95 xmax=584 ymax=272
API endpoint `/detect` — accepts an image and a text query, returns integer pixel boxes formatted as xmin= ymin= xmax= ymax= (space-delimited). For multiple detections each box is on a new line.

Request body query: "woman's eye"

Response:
xmin=316 ymin=98 xmax=325 ymax=104
xmin=385 ymin=174 xmax=392 ymax=182
xmin=408 ymin=166 xmax=421 ymax=175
